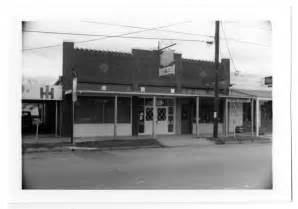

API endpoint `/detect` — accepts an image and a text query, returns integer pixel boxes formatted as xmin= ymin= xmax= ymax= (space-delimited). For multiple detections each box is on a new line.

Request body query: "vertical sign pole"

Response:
xmin=256 ymin=98 xmax=260 ymax=136
xmin=114 ymin=95 xmax=118 ymax=140
xmin=71 ymin=100 xmax=74 ymax=144
xmin=152 ymin=96 xmax=157 ymax=138
xmin=196 ymin=96 xmax=199 ymax=137
xmin=251 ymin=98 xmax=254 ymax=136
xmin=55 ymin=100 xmax=58 ymax=137
xmin=71 ymin=70 xmax=77 ymax=145
xmin=213 ymin=21 xmax=220 ymax=139
xmin=59 ymin=102 xmax=62 ymax=136
xmin=35 ymin=121 xmax=39 ymax=141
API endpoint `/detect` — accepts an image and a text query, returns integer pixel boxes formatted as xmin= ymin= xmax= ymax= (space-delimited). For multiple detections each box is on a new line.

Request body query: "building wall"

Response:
xmin=61 ymin=42 xmax=231 ymax=137
xmin=192 ymin=123 xmax=223 ymax=136
xmin=74 ymin=124 xmax=131 ymax=137
xmin=62 ymin=42 xmax=230 ymax=92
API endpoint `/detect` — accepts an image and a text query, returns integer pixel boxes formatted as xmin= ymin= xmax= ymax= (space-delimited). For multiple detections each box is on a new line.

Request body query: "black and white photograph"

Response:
xmin=21 ymin=18 xmax=273 ymax=190
xmin=3 ymin=2 xmax=295 ymax=208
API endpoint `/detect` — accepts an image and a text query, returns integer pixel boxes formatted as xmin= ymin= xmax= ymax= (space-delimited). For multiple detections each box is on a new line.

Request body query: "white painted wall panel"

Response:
xmin=192 ymin=123 xmax=223 ymax=135
xmin=74 ymin=123 xmax=131 ymax=137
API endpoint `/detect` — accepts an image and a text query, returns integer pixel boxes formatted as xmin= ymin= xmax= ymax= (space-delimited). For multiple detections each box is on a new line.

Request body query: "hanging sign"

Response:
xmin=159 ymin=65 xmax=175 ymax=76
xmin=159 ymin=49 xmax=175 ymax=77
xmin=72 ymin=76 xmax=77 ymax=102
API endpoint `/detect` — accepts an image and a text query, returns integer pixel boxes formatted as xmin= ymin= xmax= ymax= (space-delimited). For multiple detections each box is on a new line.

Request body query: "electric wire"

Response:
xmin=23 ymin=30 xmax=211 ymax=42
xmin=23 ymin=21 xmax=271 ymax=51
xmin=82 ymin=20 xmax=213 ymax=38
xmin=23 ymin=21 xmax=194 ymax=51
xmin=220 ymin=23 xmax=240 ymax=76
xmin=83 ymin=20 xmax=270 ymax=46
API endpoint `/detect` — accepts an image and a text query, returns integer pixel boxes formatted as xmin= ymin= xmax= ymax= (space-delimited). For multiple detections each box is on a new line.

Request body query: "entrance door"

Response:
xmin=141 ymin=106 xmax=169 ymax=135
xmin=143 ymin=106 xmax=153 ymax=135
xmin=156 ymin=107 xmax=168 ymax=134
xmin=181 ymin=103 xmax=192 ymax=134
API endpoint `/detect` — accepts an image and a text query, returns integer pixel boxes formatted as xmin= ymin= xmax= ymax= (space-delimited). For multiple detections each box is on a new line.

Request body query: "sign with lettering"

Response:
xmin=22 ymin=84 xmax=62 ymax=100
xmin=159 ymin=65 xmax=175 ymax=76
xmin=159 ymin=49 xmax=175 ymax=77
xmin=264 ymin=76 xmax=272 ymax=87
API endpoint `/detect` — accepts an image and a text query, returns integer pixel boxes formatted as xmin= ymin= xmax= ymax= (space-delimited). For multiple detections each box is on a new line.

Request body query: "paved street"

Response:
xmin=22 ymin=143 xmax=272 ymax=189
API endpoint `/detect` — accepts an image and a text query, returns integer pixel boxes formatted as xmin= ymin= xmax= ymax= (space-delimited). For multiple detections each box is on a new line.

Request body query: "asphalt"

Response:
xmin=22 ymin=143 xmax=272 ymax=189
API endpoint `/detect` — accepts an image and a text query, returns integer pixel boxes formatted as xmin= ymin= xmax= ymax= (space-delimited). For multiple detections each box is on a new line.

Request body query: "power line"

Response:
xmin=223 ymin=37 xmax=270 ymax=47
xmin=23 ymin=29 xmax=269 ymax=52
xmin=23 ymin=20 xmax=270 ymax=51
xmin=23 ymin=29 xmax=210 ymax=43
xmin=83 ymin=20 xmax=270 ymax=47
xmin=22 ymin=30 xmax=210 ymax=50
xmin=220 ymin=23 xmax=240 ymax=76
xmin=222 ymin=21 xmax=272 ymax=32
xmin=82 ymin=20 xmax=213 ymax=38
xmin=23 ymin=21 xmax=193 ymax=51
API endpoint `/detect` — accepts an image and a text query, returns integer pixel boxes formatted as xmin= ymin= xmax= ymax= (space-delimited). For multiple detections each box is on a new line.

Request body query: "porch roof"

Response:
xmin=230 ymin=89 xmax=272 ymax=100
xmin=66 ymin=83 xmax=271 ymax=100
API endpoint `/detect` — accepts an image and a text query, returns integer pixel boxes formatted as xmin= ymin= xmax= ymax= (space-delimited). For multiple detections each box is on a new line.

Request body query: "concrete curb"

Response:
xmin=23 ymin=145 xmax=164 ymax=153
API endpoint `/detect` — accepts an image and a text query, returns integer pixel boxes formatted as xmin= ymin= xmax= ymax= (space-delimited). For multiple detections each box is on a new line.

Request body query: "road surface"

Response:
xmin=22 ymin=143 xmax=272 ymax=189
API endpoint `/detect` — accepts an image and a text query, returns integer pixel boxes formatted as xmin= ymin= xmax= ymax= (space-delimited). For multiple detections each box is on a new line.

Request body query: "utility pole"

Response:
xmin=213 ymin=20 xmax=220 ymax=139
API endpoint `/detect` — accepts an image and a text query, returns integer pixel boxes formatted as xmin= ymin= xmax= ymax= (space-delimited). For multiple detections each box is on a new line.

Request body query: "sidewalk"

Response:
xmin=22 ymin=134 xmax=272 ymax=153
xmin=157 ymin=135 xmax=214 ymax=147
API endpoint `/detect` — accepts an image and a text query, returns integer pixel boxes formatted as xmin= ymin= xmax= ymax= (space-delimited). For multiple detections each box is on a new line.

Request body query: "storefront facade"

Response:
xmin=61 ymin=42 xmax=271 ymax=139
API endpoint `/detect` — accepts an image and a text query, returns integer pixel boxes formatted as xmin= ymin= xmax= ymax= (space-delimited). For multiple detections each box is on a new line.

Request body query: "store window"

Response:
xmin=75 ymin=96 xmax=132 ymax=124
xmin=117 ymin=97 xmax=131 ymax=123
xmin=75 ymin=97 xmax=114 ymax=123
xmin=194 ymin=98 xmax=224 ymax=123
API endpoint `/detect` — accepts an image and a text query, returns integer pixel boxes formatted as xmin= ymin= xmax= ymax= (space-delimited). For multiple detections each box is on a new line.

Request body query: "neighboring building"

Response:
xmin=60 ymin=42 xmax=272 ymax=139
xmin=22 ymin=84 xmax=62 ymax=135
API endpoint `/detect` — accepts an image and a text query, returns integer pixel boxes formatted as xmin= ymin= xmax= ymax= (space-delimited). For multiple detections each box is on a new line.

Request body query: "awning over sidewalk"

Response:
xmin=229 ymin=89 xmax=272 ymax=100
xmin=66 ymin=83 xmax=272 ymax=99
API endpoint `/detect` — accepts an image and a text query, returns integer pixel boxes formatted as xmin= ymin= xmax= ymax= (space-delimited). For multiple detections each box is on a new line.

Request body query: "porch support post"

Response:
xmin=196 ymin=96 xmax=200 ymax=137
xmin=152 ymin=96 xmax=157 ymax=138
xmin=55 ymin=101 xmax=58 ymax=136
xmin=256 ymin=98 xmax=260 ymax=136
xmin=114 ymin=95 xmax=118 ymax=139
xmin=251 ymin=98 xmax=254 ymax=136
xmin=225 ymin=99 xmax=229 ymax=136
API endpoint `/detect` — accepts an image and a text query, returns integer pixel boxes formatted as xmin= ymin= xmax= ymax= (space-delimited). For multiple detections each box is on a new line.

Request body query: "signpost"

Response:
xmin=33 ymin=118 xmax=41 ymax=141
xmin=71 ymin=70 xmax=78 ymax=144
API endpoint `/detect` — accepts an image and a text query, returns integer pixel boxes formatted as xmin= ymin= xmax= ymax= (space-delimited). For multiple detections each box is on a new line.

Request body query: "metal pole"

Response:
xmin=114 ymin=95 xmax=118 ymax=139
xmin=35 ymin=121 xmax=39 ymax=141
xmin=59 ymin=102 xmax=62 ymax=136
xmin=196 ymin=96 xmax=199 ymax=137
xmin=71 ymin=99 xmax=74 ymax=144
xmin=256 ymin=98 xmax=260 ymax=136
xmin=152 ymin=96 xmax=157 ymax=138
xmin=251 ymin=98 xmax=254 ymax=136
xmin=55 ymin=100 xmax=58 ymax=136
xmin=213 ymin=20 xmax=220 ymax=138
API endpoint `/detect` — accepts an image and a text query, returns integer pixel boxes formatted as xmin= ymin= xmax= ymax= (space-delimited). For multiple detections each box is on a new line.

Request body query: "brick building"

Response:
xmin=61 ymin=42 xmax=271 ymax=139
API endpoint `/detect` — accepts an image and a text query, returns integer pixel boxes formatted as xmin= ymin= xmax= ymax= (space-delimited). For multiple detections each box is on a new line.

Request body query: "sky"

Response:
xmin=22 ymin=18 xmax=272 ymax=90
